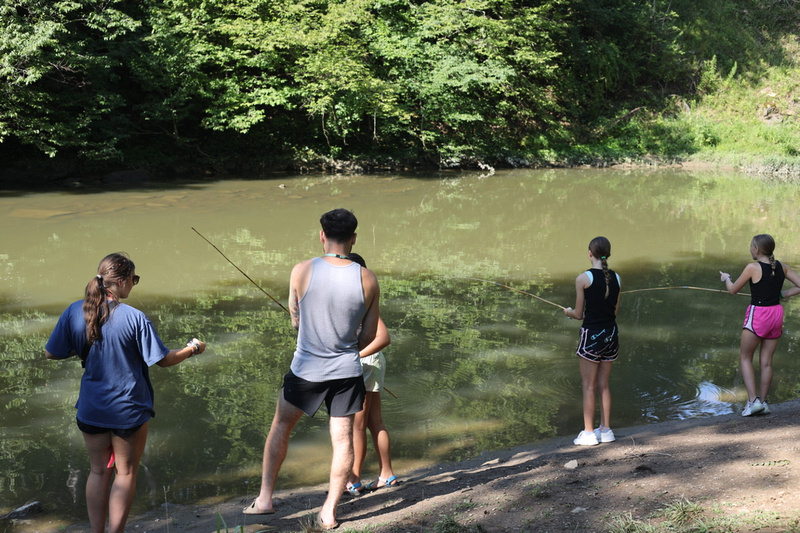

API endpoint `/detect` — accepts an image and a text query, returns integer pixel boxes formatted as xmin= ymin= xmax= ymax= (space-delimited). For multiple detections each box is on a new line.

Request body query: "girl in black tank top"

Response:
xmin=719 ymin=234 xmax=800 ymax=417
xmin=564 ymin=237 xmax=621 ymax=446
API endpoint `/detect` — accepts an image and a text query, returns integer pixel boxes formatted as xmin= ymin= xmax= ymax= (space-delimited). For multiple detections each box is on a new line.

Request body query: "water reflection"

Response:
xmin=2 ymin=169 xmax=800 ymax=526
xmin=676 ymin=381 xmax=737 ymax=419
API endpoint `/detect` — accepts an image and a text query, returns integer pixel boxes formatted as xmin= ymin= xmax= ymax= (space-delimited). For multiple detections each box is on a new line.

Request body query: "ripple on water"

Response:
xmin=674 ymin=380 xmax=737 ymax=419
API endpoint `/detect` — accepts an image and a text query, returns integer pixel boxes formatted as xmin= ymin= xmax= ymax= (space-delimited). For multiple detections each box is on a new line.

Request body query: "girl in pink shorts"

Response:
xmin=720 ymin=234 xmax=800 ymax=416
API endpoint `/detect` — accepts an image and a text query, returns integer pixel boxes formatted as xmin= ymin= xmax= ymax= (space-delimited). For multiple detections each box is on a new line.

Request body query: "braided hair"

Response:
xmin=752 ymin=234 xmax=777 ymax=277
xmin=83 ymin=253 xmax=135 ymax=342
xmin=589 ymin=236 xmax=612 ymax=299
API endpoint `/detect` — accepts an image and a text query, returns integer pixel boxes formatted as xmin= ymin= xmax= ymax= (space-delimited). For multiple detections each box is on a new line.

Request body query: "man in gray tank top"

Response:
xmin=244 ymin=208 xmax=381 ymax=530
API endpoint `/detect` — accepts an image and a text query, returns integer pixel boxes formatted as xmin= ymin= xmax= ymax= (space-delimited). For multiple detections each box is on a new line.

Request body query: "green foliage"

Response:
xmin=559 ymin=0 xmax=685 ymax=119
xmin=1 ymin=0 xmax=800 ymax=171
xmin=0 ymin=1 xmax=142 ymax=158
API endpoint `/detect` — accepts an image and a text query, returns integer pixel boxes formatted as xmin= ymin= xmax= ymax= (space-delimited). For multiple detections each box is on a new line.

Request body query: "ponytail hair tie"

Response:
xmin=600 ymin=256 xmax=607 ymax=260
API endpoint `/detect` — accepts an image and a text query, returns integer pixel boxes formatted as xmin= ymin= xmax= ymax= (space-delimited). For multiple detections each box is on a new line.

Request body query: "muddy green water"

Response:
xmin=2 ymin=168 xmax=800 ymax=526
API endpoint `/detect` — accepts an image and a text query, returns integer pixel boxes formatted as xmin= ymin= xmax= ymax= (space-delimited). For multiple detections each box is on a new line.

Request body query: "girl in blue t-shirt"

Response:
xmin=564 ymin=237 xmax=621 ymax=446
xmin=46 ymin=252 xmax=206 ymax=533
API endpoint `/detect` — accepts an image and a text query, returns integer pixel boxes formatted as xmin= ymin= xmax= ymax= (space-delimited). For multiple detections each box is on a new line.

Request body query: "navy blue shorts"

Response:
xmin=282 ymin=371 xmax=365 ymax=417
xmin=576 ymin=326 xmax=619 ymax=363
xmin=77 ymin=419 xmax=145 ymax=438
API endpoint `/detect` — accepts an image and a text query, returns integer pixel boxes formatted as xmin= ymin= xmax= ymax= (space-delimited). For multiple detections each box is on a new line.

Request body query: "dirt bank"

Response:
xmin=11 ymin=398 xmax=790 ymax=532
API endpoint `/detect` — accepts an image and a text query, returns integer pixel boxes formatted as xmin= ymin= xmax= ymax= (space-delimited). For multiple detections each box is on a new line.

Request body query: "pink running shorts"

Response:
xmin=742 ymin=304 xmax=784 ymax=339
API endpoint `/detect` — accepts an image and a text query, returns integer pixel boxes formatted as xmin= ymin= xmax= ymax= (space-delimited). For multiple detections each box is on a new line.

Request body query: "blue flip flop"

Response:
xmin=345 ymin=481 xmax=363 ymax=496
xmin=366 ymin=475 xmax=398 ymax=490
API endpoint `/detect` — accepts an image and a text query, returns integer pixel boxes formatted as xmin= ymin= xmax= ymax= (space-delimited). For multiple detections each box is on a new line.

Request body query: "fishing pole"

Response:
xmin=193 ymin=228 xmax=398 ymax=397
xmin=192 ymin=227 xmax=290 ymax=315
xmin=459 ymin=277 xmax=567 ymax=311
xmin=622 ymin=286 xmax=750 ymax=297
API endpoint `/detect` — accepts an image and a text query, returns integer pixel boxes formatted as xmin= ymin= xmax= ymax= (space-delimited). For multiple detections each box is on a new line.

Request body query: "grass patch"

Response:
xmin=428 ymin=514 xmax=480 ymax=533
xmin=452 ymin=499 xmax=478 ymax=512
xmin=660 ymin=498 xmax=703 ymax=526
xmin=215 ymin=508 xmax=270 ymax=533
xmin=603 ymin=498 xmax=800 ymax=532
xmin=524 ymin=481 xmax=555 ymax=499
xmin=605 ymin=512 xmax=658 ymax=533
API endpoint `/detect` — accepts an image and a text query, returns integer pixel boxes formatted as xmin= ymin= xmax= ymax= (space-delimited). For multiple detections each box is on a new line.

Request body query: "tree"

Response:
xmin=0 ymin=1 xmax=141 ymax=159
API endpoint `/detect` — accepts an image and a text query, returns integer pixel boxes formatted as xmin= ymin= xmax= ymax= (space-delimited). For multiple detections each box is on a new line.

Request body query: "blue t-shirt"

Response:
xmin=46 ymin=300 xmax=170 ymax=428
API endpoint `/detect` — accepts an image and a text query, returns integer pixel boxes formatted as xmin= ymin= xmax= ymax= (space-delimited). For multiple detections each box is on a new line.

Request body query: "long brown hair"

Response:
xmin=752 ymin=234 xmax=777 ymax=277
xmin=83 ymin=253 xmax=135 ymax=342
xmin=589 ymin=236 xmax=612 ymax=299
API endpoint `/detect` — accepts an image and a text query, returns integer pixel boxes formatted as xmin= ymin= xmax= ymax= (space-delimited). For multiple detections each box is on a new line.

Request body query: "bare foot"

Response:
xmin=319 ymin=506 xmax=338 ymax=529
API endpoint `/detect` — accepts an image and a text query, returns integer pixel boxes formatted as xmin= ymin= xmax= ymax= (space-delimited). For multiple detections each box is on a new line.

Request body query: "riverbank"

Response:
xmin=2 ymin=156 xmax=799 ymax=195
xmin=23 ymin=398 xmax=797 ymax=533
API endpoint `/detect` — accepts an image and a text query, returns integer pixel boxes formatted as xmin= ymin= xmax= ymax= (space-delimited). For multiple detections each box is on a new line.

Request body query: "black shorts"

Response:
xmin=282 ymin=371 xmax=365 ymax=417
xmin=77 ymin=419 xmax=145 ymax=438
xmin=576 ymin=325 xmax=619 ymax=363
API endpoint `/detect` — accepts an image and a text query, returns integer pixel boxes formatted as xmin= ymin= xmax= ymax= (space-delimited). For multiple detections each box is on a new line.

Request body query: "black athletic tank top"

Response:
xmin=582 ymin=268 xmax=620 ymax=328
xmin=749 ymin=260 xmax=784 ymax=307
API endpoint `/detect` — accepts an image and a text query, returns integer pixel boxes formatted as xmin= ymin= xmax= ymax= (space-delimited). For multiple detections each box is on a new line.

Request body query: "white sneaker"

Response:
xmin=760 ymin=401 xmax=771 ymax=415
xmin=742 ymin=398 xmax=765 ymax=417
xmin=573 ymin=430 xmax=599 ymax=446
xmin=594 ymin=427 xmax=616 ymax=443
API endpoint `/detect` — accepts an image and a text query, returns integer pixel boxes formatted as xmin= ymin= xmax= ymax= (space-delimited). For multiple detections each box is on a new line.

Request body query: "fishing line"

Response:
xmin=622 ymin=286 xmax=750 ymax=297
xmin=192 ymin=227 xmax=290 ymax=315
xmin=458 ymin=277 xmax=567 ymax=310
xmin=457 ymin=278 xmax=749 ymax=310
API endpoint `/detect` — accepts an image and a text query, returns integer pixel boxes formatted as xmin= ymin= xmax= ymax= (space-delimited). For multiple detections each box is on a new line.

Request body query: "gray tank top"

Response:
xmin=290 ymin=257 xmax=365 ymax=381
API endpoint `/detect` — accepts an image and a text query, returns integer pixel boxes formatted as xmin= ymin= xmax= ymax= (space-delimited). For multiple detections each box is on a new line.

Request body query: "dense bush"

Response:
xmin=1 ymin=0 xmax=798 ymax=174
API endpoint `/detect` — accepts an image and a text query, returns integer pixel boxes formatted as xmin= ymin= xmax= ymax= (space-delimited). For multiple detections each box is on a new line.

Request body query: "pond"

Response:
xmin=2 ymin=168 xmax=800 ymax=528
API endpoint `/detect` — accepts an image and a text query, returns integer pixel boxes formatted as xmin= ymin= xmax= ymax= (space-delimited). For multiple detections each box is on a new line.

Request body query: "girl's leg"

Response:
xmin=758 ymin=338 xmax=779 ymax=401
xmin=82 ymin=431 xmax=115 ymax=533
xmin=596 ymin=361 xmax=614 ymax=429
xmin=579 ymin=358 xmax=600 ymax=432
xmin=739 ymin=330 xmax=762 ymax=401
xmin=350 ymin=395 xmax=371 ymax=485
xmin=366 ymin=392 xmax=394 ymax=482
xmin=107 ymin=422 xmax=149 ymax=533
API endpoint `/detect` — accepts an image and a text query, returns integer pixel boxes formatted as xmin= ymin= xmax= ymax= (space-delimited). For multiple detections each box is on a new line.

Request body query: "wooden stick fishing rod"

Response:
xmin=192 ymin=227 xmax=290 ymax=315
xmin=459 ymin=277 xmax=567 ymax=310
xmin=621 ymin=286 xmax=750 ymax=297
